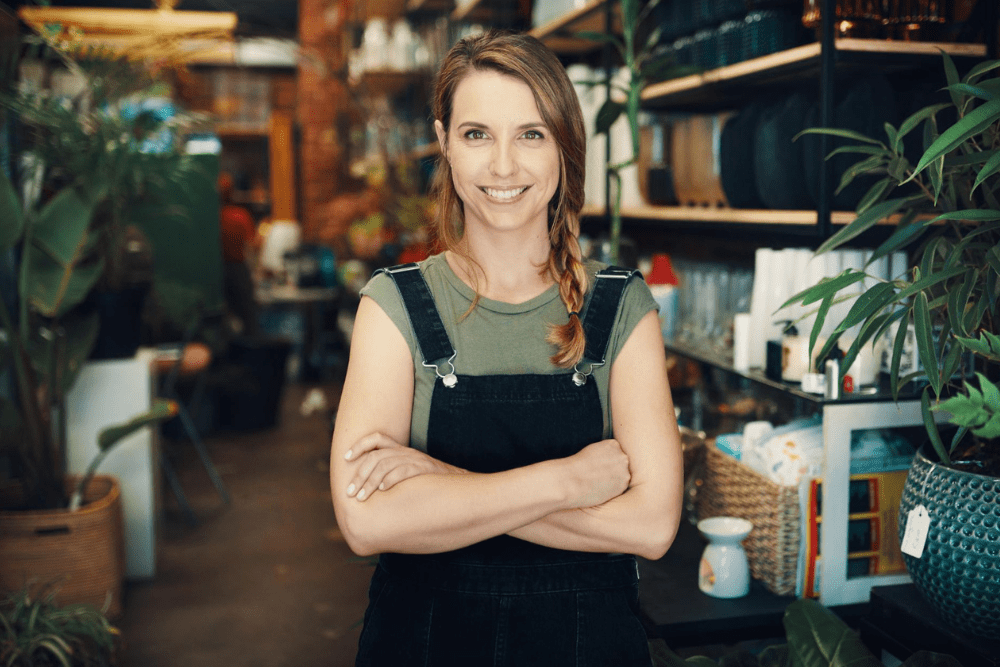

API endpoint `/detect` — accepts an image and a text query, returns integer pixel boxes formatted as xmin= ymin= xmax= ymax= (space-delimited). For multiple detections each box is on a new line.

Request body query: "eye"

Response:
xmin=522 ymin=129 xmax=544 ymax=140
xmin=464 ymin=129 xmax=488 ymax=140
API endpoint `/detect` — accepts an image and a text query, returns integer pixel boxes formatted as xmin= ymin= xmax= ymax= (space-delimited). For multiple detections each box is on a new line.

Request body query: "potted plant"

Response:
xmin=785 ymin=54 xmax=1000 ymax=639
xmin=1 ymin=581 xmax=121 ymax=667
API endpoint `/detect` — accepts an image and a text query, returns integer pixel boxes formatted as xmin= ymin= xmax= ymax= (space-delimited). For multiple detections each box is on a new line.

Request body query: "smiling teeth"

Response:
xmin=485 ymin=187 xmax=527 ymax=200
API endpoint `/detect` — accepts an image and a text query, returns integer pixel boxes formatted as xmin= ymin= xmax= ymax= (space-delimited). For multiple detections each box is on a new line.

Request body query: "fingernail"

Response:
xmin=357 ymin=488 xmax=366 ymax=500
xmin=379 ymin=483 xmax=385 ymax=491
xmin=344 ymin=449 xmax=353 ymax=460
xmin=347 ymin=483 xmax=355 ymax=496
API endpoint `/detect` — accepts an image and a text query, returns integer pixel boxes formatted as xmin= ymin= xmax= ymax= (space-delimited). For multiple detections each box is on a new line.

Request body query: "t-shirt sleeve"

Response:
xmin=606 ymin=275 xmax=659 ymax=367
xmin=358 ymin=272 xmax=419 ymax=358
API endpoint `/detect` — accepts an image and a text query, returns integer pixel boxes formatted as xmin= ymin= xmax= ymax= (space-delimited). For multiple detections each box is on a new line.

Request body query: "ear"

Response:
xmin=434 ymin=120 xmax=448 ymax=161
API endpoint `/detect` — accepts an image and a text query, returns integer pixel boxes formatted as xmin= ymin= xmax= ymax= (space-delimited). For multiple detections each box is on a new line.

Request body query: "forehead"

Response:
xmin=451 ymin=70 xmax=543 ymax=127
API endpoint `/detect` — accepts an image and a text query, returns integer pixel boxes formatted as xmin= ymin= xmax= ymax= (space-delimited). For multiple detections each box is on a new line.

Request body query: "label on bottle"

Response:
xmin=900 ymin=504 xmax=930 ymax=558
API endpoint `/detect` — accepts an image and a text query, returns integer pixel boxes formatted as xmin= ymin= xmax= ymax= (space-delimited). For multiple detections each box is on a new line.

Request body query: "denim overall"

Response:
xmin=355 ymin=264 xmax=651 ymax=667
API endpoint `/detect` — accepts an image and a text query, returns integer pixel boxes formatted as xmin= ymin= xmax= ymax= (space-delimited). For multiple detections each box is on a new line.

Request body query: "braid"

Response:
xmin=546 ymin=217 xmax=588 ymax=368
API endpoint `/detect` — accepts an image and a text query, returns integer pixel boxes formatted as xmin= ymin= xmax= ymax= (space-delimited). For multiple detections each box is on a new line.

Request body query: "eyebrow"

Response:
xmin=455 ymin=121 xmax=549 ymax=132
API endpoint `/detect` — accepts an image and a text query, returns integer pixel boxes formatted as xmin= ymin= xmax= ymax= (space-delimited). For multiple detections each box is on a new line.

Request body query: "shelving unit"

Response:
xmin=529 ymin=0 xmax=621 ymax=55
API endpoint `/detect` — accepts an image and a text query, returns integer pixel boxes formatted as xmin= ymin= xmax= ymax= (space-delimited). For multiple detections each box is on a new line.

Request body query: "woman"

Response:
xmin=330 ymin=30 xmax=683 ymax=666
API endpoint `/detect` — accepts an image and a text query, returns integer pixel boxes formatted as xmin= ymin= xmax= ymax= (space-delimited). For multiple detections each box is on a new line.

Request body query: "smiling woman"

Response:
xmin=330 ymin=30 xmax=684 ymax=667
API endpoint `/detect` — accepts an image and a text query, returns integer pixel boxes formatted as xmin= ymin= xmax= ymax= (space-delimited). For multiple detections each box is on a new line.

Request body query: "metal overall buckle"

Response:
xmin=571 ymin=360 xmax=604 ymax=387
xmin=423 ymin=352 xmax=458 ymax=388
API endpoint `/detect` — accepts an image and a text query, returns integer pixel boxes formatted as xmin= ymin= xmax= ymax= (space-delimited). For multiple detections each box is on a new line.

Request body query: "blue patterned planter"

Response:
xmin=898 ymin=447 xmax=1000 ymax=640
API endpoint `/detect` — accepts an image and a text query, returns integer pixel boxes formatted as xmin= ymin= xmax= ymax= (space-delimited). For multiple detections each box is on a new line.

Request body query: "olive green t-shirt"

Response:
xmin=360 ymin=253 xmax=658 ymax=451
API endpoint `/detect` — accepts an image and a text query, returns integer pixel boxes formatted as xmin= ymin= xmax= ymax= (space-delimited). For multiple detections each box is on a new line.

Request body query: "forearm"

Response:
xmin=334 ymin=459 xmax=571 ymax=556
xmin=507 ymin=482 xmax=681 ymax=560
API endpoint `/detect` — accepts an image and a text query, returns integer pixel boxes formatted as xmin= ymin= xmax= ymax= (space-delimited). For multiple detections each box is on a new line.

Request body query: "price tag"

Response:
xmin=901 ymin=504 xmax=930 ymax=558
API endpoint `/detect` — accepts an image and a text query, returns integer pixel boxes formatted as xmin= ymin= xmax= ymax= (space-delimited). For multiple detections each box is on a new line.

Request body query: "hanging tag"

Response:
xmin=901 ymin=504 xmax=930 ymax=558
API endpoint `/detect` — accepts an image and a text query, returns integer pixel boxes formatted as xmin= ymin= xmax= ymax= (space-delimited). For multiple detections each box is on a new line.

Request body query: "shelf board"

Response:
xmin=642 ymin=38 xmax=988 ymax=109
xmin=216 ymin=124 xmax=269 ymax=139
xmin=529 ymin=0 xmax=621 ymax=55
xmin=407 ymin=0 xmax=454 ymax=13
xmin=353 ymin=69 xmax=428 ymax=97
xmin=582 ymin=205 xmax=883 ymax=226
xmin=351 ymin=0 xmax=408 ymax=23
xmin=452 ymin=0 xmax=516 ymax=23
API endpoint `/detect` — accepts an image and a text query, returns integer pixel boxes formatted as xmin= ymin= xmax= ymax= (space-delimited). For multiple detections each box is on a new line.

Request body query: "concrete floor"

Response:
xmin=118 ymin=381 xmax=370 ymax=667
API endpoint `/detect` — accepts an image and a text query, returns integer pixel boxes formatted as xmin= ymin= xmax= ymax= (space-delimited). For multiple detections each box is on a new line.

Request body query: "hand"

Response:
xmin=562 ymin=439 xmax=631 ymax=509
xmin=344 ymin=432 xmax=465 ymax=501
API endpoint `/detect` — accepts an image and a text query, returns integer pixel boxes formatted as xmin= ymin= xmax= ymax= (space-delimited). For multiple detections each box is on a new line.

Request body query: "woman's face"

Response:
xmin=436 ymin=70 xmax=561 ymax=238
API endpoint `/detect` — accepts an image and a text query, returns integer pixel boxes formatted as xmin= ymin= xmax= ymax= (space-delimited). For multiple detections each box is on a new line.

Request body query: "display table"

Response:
xmin=639 ymin=519 xmax=867 ymax=647
xmin=860 ymin=584 xmax=1000 ymax=667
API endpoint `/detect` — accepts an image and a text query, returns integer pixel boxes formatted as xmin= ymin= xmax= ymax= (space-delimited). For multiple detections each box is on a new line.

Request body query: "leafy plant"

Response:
xmin=577 ymin=0 xmax=698 ymax=264
xmin=649 ymin=599 xmax=962 ymax=667
xmin=785 ymin=54 xmax=1000 ymax=473
xmin=0 ymin=582 xmax=120 ymax=667
xmin=0 ymin=37 xmax=203 ymax=509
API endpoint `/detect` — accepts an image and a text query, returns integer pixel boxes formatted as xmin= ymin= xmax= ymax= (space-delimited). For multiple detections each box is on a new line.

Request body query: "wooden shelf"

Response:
xmin=353 ymin=69 xmax=428 ymax=97
xmin=642 ymin=38 xmax=988 ymax=110
xmin=407 ymin=0 xmax=454 ymax=13
xmin=580 ymin=204 xmax=912 ymax=227
xmin=215 ymin=124 xmax=269 ymax=139
xmin=529 ymin=0 xmax=621 ymax=56
xmin=351 ymin=0 xmax=408 ymax=23
xmin=452 ymin=0 xmax=515 ymax=23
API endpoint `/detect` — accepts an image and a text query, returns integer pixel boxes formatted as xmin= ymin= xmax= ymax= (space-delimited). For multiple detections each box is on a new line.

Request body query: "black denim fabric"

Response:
xmin=356 ymin=266 xmax=651 ymax=667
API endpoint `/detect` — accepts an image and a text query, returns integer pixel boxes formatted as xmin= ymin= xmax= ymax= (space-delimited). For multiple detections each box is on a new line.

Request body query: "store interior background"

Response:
xmin=2 ymin=0 xmax=1000 ymax=665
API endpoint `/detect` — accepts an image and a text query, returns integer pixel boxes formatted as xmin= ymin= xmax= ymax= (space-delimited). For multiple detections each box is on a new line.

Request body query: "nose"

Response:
xmin=490 ymin=141 xmax=517 ymax=178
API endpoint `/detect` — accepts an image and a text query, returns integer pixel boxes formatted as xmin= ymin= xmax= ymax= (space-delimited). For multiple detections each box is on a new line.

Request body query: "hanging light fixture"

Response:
xmin=18 ymin=0 xmax=238 ymax=64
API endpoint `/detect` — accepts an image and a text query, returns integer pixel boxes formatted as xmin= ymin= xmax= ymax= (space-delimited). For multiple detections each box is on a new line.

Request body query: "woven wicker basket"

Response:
xmin=696 ymin=444 xmax=800 ymax=596
xmin=0 ymin=475 xmax=125 ymax=617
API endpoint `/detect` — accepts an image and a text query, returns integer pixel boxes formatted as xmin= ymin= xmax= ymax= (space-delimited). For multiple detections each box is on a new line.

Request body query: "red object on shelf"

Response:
xmin=648 ymin=253 xmax=679 ymax=285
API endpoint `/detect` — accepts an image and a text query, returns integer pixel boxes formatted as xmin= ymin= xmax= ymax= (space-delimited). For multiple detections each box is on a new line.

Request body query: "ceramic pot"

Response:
xmin=898 ymin=446 xmax=1000 ymax=640
xmin=698 ymin=516 xmax=753 ymax=598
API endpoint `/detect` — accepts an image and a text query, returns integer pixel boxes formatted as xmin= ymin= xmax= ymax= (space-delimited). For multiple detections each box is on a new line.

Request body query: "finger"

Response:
xmin=344 ymin=432 xmax=402 ymax=461
xmin=378 ymin=463 xmax=428 ymax=492
xmin=355 ymin=455 xmax=409 ymax=500
xmin=346 ymin=449 xmax=396 ymax=497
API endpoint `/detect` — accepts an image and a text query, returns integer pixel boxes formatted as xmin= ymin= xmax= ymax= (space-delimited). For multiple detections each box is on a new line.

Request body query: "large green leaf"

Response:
xmin=781 ymin=270 xmax=868 ymax=308
xmin=855 ymin=177 xmax=893 ymax=215
xmin=946 ymin=269 xmax=976 ymax=337
xmin=817 ymin=196 xmax=925 ymax=254
xmin=890 ymin=312 xmax=911 ymax=399
xmin=30 ymin=186 xmax=95 ymax=266
xmin=922 ymin=387 xmax=950 ymax=463
xmin=965 ymin=59 xmax=1000 ymax=85
xmin=595 ymin=98 xmax=625 ymax=136
xmin=835 ymin=155 xmax=888 ymax=195
xmin=868 ymin=210 xmax=921 ymax=265
xmin=924 ymin=208 xmax=1000 ymax=225
xmin=0 ymin=170 xmax=23 ymax=252
xmin=942 ymin=51 xmax=962 ymax=111
xmin=809 ymin=294 xmax=833 ymax=362
xmin=22 ymin=246 xmax=104 ymax=318
xmin=898 ymin=103 xmax=950 ymax=141
xmin=973 ymin=150 xmax=1000 ymax=192
xmin=944 ymin=82 xmax=996 ymax=102
xmin=833 ymin=282 xmax=897 ymax=334
xmin=783 ymin=599 xmax=879 ymax=667
xmin=794 ymin=127 xmax=885 ymax=147
xmin=914 ymin=291 xmax=941 ymax=396
xmin=911 ymin=98 xmax=1000 ymax=179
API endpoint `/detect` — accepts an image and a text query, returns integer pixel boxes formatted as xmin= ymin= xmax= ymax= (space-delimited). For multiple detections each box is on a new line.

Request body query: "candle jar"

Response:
xmin=698 ymin=516 xmax=754 ymax=598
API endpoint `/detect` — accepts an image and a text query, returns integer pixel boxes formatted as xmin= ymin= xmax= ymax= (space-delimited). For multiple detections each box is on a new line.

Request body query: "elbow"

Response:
xmin=333 ymin=503 xmax=382 ymax=558
xmin=635 ymin=509 xmax=681 ymax=561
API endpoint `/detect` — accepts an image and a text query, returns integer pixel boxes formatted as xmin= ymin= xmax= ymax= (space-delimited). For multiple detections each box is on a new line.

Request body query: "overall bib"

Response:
xmin=356 ymin=264 xmax=651 ymax=667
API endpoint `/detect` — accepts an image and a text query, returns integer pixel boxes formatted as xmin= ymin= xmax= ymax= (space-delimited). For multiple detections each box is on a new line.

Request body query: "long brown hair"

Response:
xmin=430 ymin=30 xmax=589 ymax=368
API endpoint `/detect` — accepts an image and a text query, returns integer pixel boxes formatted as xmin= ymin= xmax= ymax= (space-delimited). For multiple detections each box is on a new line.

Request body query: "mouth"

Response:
xmin=481 ymin=186 xmax=529 ymax=202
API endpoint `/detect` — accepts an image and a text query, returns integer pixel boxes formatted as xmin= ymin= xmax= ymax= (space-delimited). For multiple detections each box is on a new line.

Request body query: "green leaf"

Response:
xmin=972 ymin=150 xmax=1000 ymax=193
xmin=0 ymin=170 xmax=23 ymax=252
xmin=595 ymin=98 xmax=625 ymax=136
xmin=914 ymin=292 xmax=941 ymax=396
xmin=869 ymin=210 xmax=922 ymax=264
xmin=887 ymin=154 xmax=910 ymax=181
xmin=940 ymin=336 xmax=964 ymax=385
xmin=924 ymin=208 xmax=1000 ymax=225
xmin=781 ymin=270 xmax=868 ymax=308
xmin=809 ymin=294 xmax=832 ymax=361
xmin=979 ymin=372 xmax=1000 ymax=409
xmin=963 ymin=290 xmax=989 ymax=334
xmin=31 ymin=186 xmax=96 ymax=266
xmin=97 ymin=398 xmax=178 ymax=451
xmin=892 ymin=265 xmax=965 ymax=304
xmin=944 ymin=82 xmax=996 ymax=101
xmin=833 ymin=282 xmax=897 ymax=333
xmin=965 ymin=59 xmax=1000 ymax=85
xmin=911 ymin=98 xmax=1000 ymax=179
xmin=942 ymin=50 xmax=962 ymax=110
xmin=987 ymin=246 xmax=1000 ymax=276
xmin=783 ymin=599 xmax=880 ymax=667
xmin=794 ymin=127 xmax=885 ymax=146
xmin=855 ymin=177 xmax=893 ymax=215
xmin=835 ymin=154 xmax=887 ymax=195
xmin=922 ymin=387 xmax=950 ymax=464
xmin=946 ymin=269 xmax=975 ymax=337
xmin=23 ymin=246 xmax=104 ymax=318
xmin=885 ymin=122 xmax=900 ymax=152
xmin=974 ymin=411 xmax=1000 ymax=439
xmin=817 ymin=195 xmax=924 ymax=254
xmin=825 ymin=145 xmax=892 ymax=159
xmin=898 ymin=103 xmax=951 ymax=141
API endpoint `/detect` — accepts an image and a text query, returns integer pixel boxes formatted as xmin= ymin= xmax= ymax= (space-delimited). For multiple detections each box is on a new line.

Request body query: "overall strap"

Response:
xmin=375 ymin=264 xmax=455 ymax=366
xmin=581 ymin=266 xmax=640 ymax=366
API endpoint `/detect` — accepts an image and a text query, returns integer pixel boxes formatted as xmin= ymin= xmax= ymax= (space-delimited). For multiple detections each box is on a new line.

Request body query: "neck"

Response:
xmin=447 ymin=228 xmax=554 ymax=304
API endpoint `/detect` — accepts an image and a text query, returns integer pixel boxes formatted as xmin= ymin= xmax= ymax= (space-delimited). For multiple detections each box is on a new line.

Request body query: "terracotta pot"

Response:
xmin=0 ymin=475 xmax=125 ymax=618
